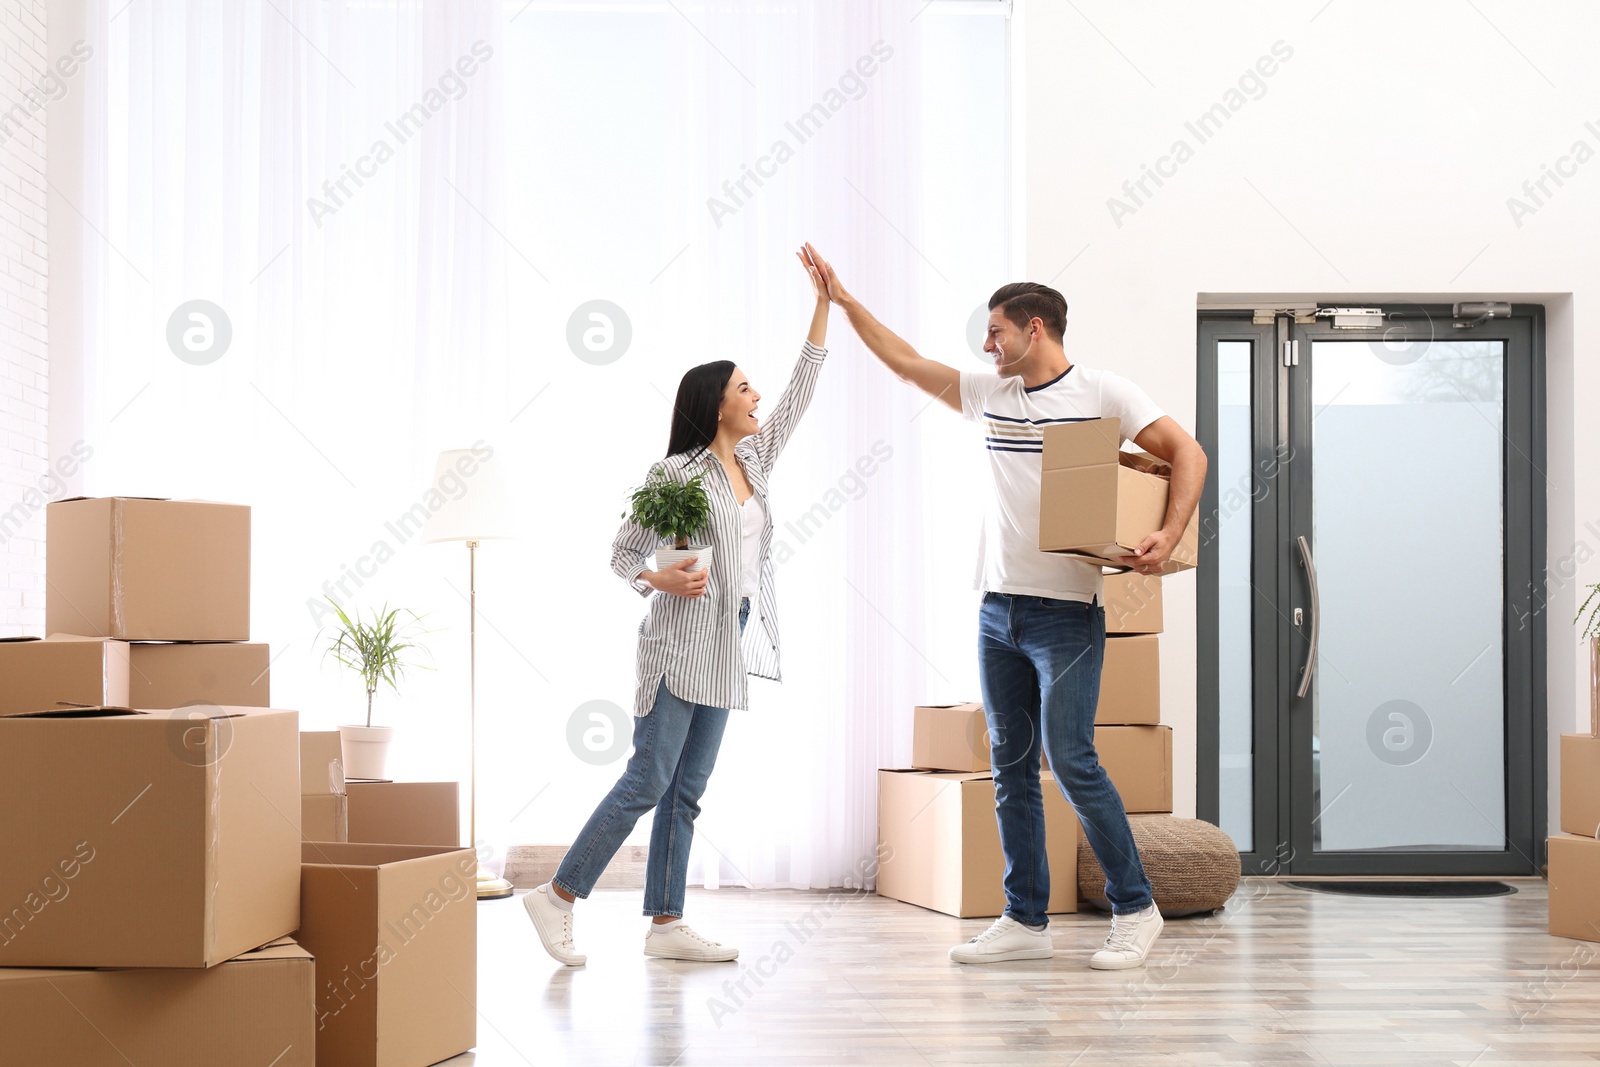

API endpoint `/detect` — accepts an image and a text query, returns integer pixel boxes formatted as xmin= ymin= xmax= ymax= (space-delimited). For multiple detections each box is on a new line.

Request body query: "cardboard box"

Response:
xmin=1039 ymin=418 xmax=1198 ymax=575
xmin=0 ymin=705 xmax=301 ymax=968
xmin=876 ymin=769 xmax=1078 ymax=918
xmin=1103 ymin=569 xmax=1163 ymax=634
xmin=296 ymin=842 xmax=478 ymax=1067
xmin=347 ymin=782 xmax=461 ymax=847
xmin=0 ymin=937 xmax=315 ymax=1066
xmin=1094 ymin=725 xmax=1174 ymax=813
xmin=1547 ymin=834 xmax=1600 ymax=942
xmin=912 ymin=702 xmax=989 ymax=772
xmin=304 ymin=793 xmax=350 ymax=842
xmin=301 ymin=730 xmax=347 ymax=795
xmin=46 ymin=497 xmax=251 ymax=641
xmin=0 ymin=635 xmax=130 ymax=715
xmin=127 ymin=641 xmax=271 ymax=708
xmin=1097 ymin=634 xmax=1161 ymax=725
xmin=1561 ymin=734 xmax=1600 ymax=837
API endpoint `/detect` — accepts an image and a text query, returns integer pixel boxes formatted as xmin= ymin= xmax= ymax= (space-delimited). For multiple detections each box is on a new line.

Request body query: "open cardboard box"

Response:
xmin=296 ymin=842 xmax=477 ymax=1067
xmin=1040 ymin=418 xmax=1197 ymax=574
xmin=0 ymin=704 xmax=301 ymax=968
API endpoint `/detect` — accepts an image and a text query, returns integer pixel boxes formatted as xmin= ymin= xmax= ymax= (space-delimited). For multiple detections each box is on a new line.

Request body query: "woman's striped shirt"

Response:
xmin=610 ymin=341 xmax=827 ymax=716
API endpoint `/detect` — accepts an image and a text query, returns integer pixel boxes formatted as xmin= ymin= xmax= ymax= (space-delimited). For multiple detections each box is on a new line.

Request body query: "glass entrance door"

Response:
xmin=1198 ymin=307 xmax=1545 ymax=876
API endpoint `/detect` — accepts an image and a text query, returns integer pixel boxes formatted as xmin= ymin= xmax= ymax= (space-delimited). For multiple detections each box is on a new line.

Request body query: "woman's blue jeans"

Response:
xmin=978 ymin=591 xmax=1154 ymax=924
xmin=553 ymin=598 xmax=748 ymax=917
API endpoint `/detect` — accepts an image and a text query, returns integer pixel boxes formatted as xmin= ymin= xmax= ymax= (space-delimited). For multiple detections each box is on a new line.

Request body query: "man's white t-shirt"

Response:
xmin=959 ymin=364 xmax=1166 ymax=603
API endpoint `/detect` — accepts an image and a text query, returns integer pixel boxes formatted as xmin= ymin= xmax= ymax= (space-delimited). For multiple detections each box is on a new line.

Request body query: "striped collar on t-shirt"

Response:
xmin=979 ymin=365 xmax=1099 ymax=454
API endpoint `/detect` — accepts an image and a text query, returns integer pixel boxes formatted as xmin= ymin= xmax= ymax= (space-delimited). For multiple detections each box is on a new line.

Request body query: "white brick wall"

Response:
xmin=0 ymin=0 xmax=49 ymax=636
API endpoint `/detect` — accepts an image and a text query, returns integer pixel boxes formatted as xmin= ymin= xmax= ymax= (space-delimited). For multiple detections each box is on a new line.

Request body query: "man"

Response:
xmin=802 ymin=244 xmax=1205 ymax=969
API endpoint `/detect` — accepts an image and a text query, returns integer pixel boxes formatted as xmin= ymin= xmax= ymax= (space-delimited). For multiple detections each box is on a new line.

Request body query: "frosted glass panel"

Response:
xmin=1216 ymin=341 xmax=1254 ymax=851
xmin=1310 ymin=340 xmax=1505 ymax=851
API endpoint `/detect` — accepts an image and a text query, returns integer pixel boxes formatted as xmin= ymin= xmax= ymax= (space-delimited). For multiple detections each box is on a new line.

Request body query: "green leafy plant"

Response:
xmin=1577 ymin=583 xmax=1600 ymax=640
xmin=624 ymin=470 xmax=711 ymax=549
xmin=321 ymin=599 xmax=433 ymax=727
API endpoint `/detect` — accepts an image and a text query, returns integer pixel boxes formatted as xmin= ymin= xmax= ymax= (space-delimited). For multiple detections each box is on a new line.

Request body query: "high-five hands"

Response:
xmin=797 ymin=245 xmax=830 ymax=303
xmin=801 ymin=243 xmax=850 ymax=305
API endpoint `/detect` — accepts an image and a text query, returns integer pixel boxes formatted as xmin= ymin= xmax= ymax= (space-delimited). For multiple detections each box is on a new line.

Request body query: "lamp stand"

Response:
xmin=470 ymin=538 xmax=513 ymax=901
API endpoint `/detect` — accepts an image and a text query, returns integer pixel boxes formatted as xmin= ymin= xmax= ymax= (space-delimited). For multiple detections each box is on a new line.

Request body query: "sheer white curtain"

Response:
xmin=67 ymin=0 xmax=1007 ymax=889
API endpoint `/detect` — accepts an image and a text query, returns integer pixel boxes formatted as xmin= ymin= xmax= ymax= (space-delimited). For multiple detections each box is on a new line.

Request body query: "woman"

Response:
xmin=525 ymin=248 xmax=832 ymax=966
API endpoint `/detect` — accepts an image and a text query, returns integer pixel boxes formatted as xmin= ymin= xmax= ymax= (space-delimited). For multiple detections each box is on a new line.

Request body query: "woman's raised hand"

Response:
xmin=801 ymin=243 xmax=849 ymax=305
xmin=797 ymin=245 xmax=829 ymax=304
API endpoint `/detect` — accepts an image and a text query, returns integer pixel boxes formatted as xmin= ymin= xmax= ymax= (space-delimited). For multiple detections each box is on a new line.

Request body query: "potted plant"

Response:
xmin=322 ymin=599 xmax=432 ymax=780
xmin=1577 ymin=583 xmax=1600 ymax=734
xmin=625 ymin=468 xmax=713 ymax=574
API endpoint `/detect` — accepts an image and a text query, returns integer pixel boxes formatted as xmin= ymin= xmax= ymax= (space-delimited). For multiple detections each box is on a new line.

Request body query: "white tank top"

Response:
xmin=739 ymin=493 xmax=765 ymax=600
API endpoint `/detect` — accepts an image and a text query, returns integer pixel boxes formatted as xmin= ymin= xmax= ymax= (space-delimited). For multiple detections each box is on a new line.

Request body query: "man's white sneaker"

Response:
xmin=1089 ymin=903 xmax=1164 ymax=970
xmin=643 ymin=922 xmax=739 ymax=962
xmin=948 ymin=916 xmax=1054 ymax=964
xmin=523 ymin=885 xmax=586 ymax=967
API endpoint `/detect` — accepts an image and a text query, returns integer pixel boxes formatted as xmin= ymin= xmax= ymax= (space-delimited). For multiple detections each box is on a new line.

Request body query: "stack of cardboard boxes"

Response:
xmin=878 ymin=708 xmax=1080 ymax=917
xmin=1087 ymin=569 xmax=1173 ymax=814
xmin=1548 ymin=688 xmax=1600 ymax=942
xmin=0 ymin=497 xmax=478 ymax=1066
xmin=877 ymin=570 xmax=1173 ymax=918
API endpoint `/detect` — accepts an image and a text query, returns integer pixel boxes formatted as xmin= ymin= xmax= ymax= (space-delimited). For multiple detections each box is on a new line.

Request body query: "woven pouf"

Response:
xmin=1078 ymin=814 xmax=1240 ymax=917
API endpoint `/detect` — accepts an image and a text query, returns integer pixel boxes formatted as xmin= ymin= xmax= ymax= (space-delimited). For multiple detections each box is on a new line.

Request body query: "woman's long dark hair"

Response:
xmin=665 ymin=360 xmax=736 ymax=458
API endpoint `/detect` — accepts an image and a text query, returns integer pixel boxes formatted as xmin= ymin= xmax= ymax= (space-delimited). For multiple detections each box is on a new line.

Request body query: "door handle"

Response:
xmin=1296 ymin=534 xmax=1319 ymax=699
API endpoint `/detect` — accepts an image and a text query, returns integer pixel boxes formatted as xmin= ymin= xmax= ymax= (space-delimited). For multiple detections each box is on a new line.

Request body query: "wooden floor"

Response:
xmin=440 ymin=878 xmax=1599 ymax=1066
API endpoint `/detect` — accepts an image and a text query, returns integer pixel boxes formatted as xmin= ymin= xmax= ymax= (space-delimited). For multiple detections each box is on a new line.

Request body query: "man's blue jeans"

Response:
xmin=978 ymin=591 xmax=1153 ymax=924
xmin=554 ymin=599 xmax=748 ymax=917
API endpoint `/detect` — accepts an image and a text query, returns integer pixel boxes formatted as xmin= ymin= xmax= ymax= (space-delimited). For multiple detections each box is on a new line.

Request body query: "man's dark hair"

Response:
xmin=988 ymin=282 xmax=1068 ymax=342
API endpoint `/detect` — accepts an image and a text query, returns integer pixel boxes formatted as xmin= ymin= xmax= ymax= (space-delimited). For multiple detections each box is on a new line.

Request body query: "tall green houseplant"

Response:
xmin=625 ymin=469 xmax=711 ymax=548
xmin=322 ymin=599 xmax=432 ymax=727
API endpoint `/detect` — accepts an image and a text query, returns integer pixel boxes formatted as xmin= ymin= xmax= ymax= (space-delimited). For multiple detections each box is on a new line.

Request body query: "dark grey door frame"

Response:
xmin=1196 ymin=315 xmax=1282 ymax=876
xmin=1197 ymin=305 xmax=1546 ymax=876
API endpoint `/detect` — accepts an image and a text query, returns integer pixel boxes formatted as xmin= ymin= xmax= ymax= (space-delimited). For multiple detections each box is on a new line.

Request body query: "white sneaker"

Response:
xmin=643 ymin=922 xmax=739 ymax=962
xmin=523 ymin=885 xmax=586 ymax=967
xmin=948 ymin=915 xmax=1054 ymax=964
xmin=1089 ymin=903 xmax=1164 ymax=970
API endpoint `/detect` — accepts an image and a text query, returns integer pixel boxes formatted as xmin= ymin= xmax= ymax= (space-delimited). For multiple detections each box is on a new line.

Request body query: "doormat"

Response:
xmin=1287 ymin=881 xmax=1515 ymax=898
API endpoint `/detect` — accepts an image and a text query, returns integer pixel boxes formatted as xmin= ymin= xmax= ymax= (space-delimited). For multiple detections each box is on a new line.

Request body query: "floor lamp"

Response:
xmin=422 ymin=449 xmax=515 ymax=901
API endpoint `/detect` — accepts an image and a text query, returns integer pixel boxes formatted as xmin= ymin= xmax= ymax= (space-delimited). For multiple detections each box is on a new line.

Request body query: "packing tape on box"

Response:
xmin=1590 ymin=638 xmax=1599 ymax=736
xmin=110 ymin=498 xmax=126 ymax=637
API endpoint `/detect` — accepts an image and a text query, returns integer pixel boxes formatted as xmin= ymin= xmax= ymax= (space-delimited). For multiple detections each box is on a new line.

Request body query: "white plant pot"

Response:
xmin=654 ymin=545 xmax=712 ymax=573
xmin=339 ymin=724 xmax=394 ymax=780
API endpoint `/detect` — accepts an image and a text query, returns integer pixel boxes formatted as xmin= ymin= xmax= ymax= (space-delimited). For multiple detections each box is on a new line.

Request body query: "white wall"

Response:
xmin=1021 ymin=0 xmax=1594 ymax=834
xmin=0 ymin=0 xmax=50 ymax=635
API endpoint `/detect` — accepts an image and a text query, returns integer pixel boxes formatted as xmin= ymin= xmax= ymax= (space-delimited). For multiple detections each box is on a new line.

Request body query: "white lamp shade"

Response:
xmin=421 ymin=448 xmax=514 ymax=542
